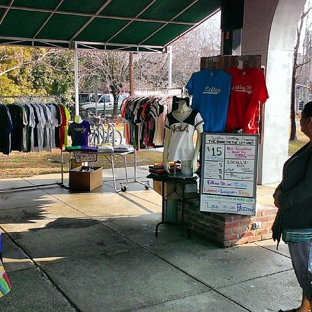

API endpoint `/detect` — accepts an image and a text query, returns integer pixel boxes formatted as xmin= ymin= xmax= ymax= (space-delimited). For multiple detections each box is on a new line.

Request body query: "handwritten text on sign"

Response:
xmin=200 ymin=134 xmax=258 ymax=216
xmin=200 ymin=194 xmax=256 ymax=215
xmin=204 ymin=159 xmax=255 ymax=181
xmin=205 ymin=135 xmax=257 ymax=146
xmin=203 ymin=179 xmax=254 ymax=197
xmin=75 ymin=152 xmax=98 ymax=162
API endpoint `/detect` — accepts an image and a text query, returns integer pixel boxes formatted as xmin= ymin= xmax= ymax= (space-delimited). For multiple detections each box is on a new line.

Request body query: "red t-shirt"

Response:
xmin=225 ymin=67 xmax=269 ymax=134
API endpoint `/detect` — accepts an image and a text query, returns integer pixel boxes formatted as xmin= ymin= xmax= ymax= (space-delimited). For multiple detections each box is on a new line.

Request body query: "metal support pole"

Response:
xmin=74 ymin=42 xmax=79 ymax=117
xmin=129 ymin=52 xmax=134 ymax=96
xmin=167 ymin=46 xmax=172 ymax=88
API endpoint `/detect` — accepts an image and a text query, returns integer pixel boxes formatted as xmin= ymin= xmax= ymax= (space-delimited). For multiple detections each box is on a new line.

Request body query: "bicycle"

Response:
xmin=88 ymin=116 xmax=122 ymax=147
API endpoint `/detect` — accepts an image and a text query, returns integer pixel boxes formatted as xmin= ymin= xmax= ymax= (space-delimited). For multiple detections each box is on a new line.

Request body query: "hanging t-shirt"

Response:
xmin=225 ymin=66 xmax=269 ymax=134
xmin=165 ymin=109 xmax=204 ymax=161
xmin=186 ymin=69 xmax=231 ymax=132
xmin=68 ymin=120 xmax=90 ymax=146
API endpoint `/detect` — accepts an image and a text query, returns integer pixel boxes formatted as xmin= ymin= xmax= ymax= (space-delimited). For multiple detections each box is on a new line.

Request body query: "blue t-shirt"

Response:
xmin=186 ymin=69 xmax=231 ymax=132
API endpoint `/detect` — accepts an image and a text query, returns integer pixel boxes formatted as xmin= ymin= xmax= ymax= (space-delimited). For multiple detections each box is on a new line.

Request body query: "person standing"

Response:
xmin=272 ymin=101 xmax=312 ymax=312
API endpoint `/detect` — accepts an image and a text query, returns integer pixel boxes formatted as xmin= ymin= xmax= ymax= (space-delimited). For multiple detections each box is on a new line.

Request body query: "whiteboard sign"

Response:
xmin=75 ymin=152 xmax=98 ymax=162
xmin=202 ymin=179 xmax=254 ymax=197
xmin=200 ymin=133 xmax=258 ymax=216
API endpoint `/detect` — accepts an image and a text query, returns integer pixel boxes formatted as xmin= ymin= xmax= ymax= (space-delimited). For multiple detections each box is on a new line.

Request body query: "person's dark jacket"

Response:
xmin=272 ymin=143 xmax=312 ymax=245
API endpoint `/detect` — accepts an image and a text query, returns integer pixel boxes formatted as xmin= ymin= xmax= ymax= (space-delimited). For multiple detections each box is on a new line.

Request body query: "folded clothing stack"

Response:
xmin=65 ymin=145 xmax=134 ymax=153
xmin=148 ymin=161 xmax=180 ymax=175
xmin=65 ymin=146 xmax=97 ymax=151
xmin=97 ymin=145 xmax=114 ymax=153
xmin=113 ymin=144 xmax=134 ymax=153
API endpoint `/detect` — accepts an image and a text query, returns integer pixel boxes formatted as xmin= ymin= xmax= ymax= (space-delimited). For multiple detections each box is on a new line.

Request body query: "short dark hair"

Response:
xmin=302 ymin=101 xmax=312 ymax=117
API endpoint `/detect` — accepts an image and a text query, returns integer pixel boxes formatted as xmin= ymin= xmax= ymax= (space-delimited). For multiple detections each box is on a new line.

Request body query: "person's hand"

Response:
xmin=273 ymin=189 xmax=282 ymax=208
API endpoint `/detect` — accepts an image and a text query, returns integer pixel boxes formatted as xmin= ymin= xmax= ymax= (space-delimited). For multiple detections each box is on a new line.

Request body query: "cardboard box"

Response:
xmin=70 ymin=158 xmax=82 ymax=169
xmin=153 ymin=180 xmax=198 ymax=200
xmin=69 ymin=166 xmax=102 ymax=191
xmin=153 ymin=181 xmax=162 ymax=196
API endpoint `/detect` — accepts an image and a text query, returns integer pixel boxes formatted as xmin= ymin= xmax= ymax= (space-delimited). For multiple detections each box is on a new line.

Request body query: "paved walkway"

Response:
xmin=0 ymin=166 xmax=301 ymax=312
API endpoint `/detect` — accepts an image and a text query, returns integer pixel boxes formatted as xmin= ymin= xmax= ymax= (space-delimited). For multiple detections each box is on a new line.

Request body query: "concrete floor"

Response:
xmin=0 ymin=166 xmax=302 ymax=312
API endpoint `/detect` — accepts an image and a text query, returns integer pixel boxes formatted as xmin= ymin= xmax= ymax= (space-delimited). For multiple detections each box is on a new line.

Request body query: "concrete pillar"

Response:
xmin=241 ymin=0 xmax=306 ymax=184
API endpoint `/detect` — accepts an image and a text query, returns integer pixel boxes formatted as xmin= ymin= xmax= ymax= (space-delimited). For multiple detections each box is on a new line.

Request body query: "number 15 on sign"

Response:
xmin=205 ymin=144 xmax=224 ymax=161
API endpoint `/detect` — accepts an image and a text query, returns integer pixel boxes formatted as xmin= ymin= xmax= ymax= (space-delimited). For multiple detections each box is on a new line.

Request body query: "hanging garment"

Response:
xmin=7 ymin=104 xmax=24 ymax=152
xmin=186 ymin=69 xmax=232 ymax=132
xmin=24 ymin=103 xmax=36 ymax=152
xmin=0 ymin=105 xmax=13 ymax=155
xmin=225 ymin=66 xmax=269 ymax=134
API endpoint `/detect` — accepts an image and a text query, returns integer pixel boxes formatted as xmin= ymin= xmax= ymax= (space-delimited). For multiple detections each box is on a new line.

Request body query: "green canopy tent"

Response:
xmin=0 ymin=0 xmax=221 ymax=114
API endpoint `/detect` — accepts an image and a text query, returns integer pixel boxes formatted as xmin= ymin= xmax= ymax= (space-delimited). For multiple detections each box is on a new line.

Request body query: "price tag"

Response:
xmin=205 ymin=145 xmax=224 ymax=161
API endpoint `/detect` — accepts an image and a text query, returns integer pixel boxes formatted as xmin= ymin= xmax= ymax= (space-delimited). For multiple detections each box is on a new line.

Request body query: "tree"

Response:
xmin=31 ymin=49 xmax=74 ymax=103
xmin=133 ymin=52 xmax=169 ymax=90
xmin=0 ymin=47 xmax=35 ymax=96
xmin=0 ymin=47 xmax=74 ymax=105
xmin=77 ymin=50 xmax=130 ymax=114
xmin=171 ymin=13 xmax=221 ymax=88
xmin=290 ymin=3 xmax=312 ymax=141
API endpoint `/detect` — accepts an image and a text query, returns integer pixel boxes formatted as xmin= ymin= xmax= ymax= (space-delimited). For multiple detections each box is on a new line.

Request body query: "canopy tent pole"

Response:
xmin=167 ymin=46 xmax=172 ymax=88
xmin=74 ymin=42 xmax=79 ymax=117
xmin=129 ymin=52 xmax=134 ymax=96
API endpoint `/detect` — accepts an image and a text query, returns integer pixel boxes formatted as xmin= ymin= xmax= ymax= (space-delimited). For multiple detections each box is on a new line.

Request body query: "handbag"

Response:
xmin=0 ymin=259 xmax=11 ymax=297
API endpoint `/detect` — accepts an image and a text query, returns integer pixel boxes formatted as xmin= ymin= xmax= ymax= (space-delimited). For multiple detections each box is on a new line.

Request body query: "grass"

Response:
xmin=288 ymin=139 xmax=308 ymax=154
xmin=288 ymin=120 xmax=309 ymax=154
xmin=0 ymin=121 xmax=308 ymax=180
xmin=0 ymin=148 xmax=163 ymax=179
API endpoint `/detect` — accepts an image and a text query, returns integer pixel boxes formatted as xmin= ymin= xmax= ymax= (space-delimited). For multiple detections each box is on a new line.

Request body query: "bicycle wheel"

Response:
xmin=98 ymin=124 xmax=105 ymax=144
xmin=88 ymin=125 xmax=96 ymax=146
xmin=108 ymin=130 xmax=122 ymax=146
xmin=89 ymin=131 xmax=99 ymax=146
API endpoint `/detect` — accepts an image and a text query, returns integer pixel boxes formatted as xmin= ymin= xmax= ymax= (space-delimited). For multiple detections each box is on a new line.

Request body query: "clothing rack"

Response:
xmin=200 ymin=54 xmax=262 ymax=70
xmin=0 ymin=95 xmax=67 ymax=191
xmin=0 ymin=95 xmax=59 ymax=104
xmin=121 ymin=94 xmax=170 ymax=150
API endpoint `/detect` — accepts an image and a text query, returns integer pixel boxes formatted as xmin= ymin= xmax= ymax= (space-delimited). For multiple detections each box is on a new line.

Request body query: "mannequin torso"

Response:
xmin=173 ymin=100 xmax=192 ymax=121
xmin=163 ymin=98 xmax=204 ymax=173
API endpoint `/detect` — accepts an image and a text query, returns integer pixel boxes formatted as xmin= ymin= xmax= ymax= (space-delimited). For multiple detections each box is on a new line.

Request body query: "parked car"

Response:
xmin=79 ymin=94 xmax=115 ymax=117
xmin=70 ymin=93 xmax=102 ymax=119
